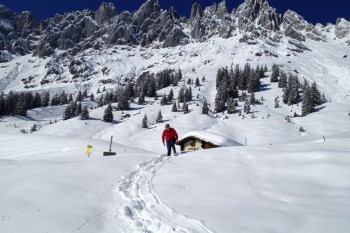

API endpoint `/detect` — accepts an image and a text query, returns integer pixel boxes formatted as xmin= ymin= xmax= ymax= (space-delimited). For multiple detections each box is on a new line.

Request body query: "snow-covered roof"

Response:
xmin=179 ymin=131 xmax=242 ymax=147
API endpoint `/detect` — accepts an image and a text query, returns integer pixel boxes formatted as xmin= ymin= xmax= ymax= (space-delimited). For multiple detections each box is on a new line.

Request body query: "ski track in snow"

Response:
xmin=116 ymin=155 xmax=213 ymax=233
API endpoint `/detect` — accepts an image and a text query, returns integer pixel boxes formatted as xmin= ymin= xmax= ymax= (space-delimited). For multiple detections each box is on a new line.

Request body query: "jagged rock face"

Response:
xmin=234 ymin=0 xmax=282 ymax=32
xmin=189 ymin=1 xmax=235 ymax=41
xmin=95 ymin=2 xmax=116 ymax=25
xmin=34 ymin=10 xmax=100 ymax=57
xmin=335 ymin=18 xmax=350 ymax=39
xmin=282 ymin=10 xmax=324 ymax=41
xmin=14 ymin=11 xmax=39 ymax=37
xmin=0 ymin=5 xmax=39 ymax=57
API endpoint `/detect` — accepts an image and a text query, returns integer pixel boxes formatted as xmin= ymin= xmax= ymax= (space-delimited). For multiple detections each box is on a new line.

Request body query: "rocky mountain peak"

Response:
xmin=190 ymin=3 xmax=203 ymax=22
xmin=335 ymin=18 xmax=350 ymax=39
xmin=133 ymin=0 xmax=161 ymax=27
xmin=95 ymin=2 xmax=117 ymax=25
xmin=235 ymin=0 xmax=282 ymax=32
xmin=282 ymin=10 xmax=324 ymax=42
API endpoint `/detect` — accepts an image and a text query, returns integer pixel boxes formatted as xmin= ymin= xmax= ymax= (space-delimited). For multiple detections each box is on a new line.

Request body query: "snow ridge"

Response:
xmin=117 ymin=155 xmax=213 ymax=233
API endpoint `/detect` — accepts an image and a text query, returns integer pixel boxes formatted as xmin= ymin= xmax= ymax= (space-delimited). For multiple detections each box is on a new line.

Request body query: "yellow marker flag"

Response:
xmin=86 ymin=145 xmax=93 ymax=157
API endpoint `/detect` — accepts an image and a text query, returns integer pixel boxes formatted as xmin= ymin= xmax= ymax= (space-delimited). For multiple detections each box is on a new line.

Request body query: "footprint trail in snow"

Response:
xmin=116 ymin=155 xmax=213 ymax=233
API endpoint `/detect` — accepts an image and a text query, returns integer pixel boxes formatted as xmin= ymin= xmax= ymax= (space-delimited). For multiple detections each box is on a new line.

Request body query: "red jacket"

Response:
xmin=162 ymin=128 xmax=178 ymax=143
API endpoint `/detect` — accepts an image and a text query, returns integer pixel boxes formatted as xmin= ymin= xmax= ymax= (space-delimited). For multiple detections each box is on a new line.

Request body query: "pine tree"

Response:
xmin=68 ymin=93 xmax=73 ymax=103
xmin=42 ymin=92 xmax=50 ymax=107
xmin=90 ymin=93 xmax=94 ymax=101
xmin=83 ymin=90 xmax=88 ymax=99
xmin=171 ymin=102 xmax=177 ymax=112
xmin=168 ymin=89 xmax=174 ymax=102
xmin=214 ymin=93 xmax=225 ymax=113
xmin=63 ymin=104 xmax=73 ymax=120
xmin=76 ymin=91 xmax=82 ymax=102
xmin=195 ymin=77 xmax=200 ymax=86
xmin=270 ymin=64 xmax=279 ymax=82
xmin=178 ymin=88 xmax=185 ymax=103
xmin=302 ymin=89 xmax=312 ymax=116
xmin=185 ymin=87 xmax=192 ymax=102
xmin=274 ymin=96 xmax=280 ymax=108
xmin=103 ymin=104 xmax=113 ymax=122
xmin=278 ymin=71 xmax=288 ymax=88
xmin=227 ymin=98 xmax=236 ymax=114
xmin=244 ymin=99 xmax=250 ymax=114
xmin=102 ymin=86 xmax=106 ymax=92
xmin=156 ymin=110 xmax=163 ymax=123
xmin=97 ymin=88 xmax=101 ymax=94
xmin=250 ymin=92 xmax=256 ymax=105
xmin=310 ymin=82 xmax=321 ymax=107
xmin=183 ymin=102 xmax=189 ymax=114
xmin=76 ymin=102 xmax=82 ymax=116
xmin=202 ymin=76 xmax=206 ymax=82
xmin=138 ymin=93 xmax=145 ymax=105
xmin=202 ymin=100 xmax=209 ymax=115
xmin=142 ymin=114 xmax=148 ymax=128
xmin=160 ymin=94 xmax=167 ymax=106
xmin=14 ymin=93 xmax=27 ymax=116
xmin=80 ymin=106 xmax=89 ymax=120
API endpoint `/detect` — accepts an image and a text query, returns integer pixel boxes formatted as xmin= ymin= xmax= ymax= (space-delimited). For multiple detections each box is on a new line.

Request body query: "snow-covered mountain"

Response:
xmin=0 ymin=0 xmax=349 ymax=102
xmin=1 ymin=1 xmax=350 ymax=233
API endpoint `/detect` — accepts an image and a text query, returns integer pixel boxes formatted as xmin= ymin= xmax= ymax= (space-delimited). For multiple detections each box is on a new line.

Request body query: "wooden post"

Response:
xmin=109 ymin=136 xmax=113 ymax=152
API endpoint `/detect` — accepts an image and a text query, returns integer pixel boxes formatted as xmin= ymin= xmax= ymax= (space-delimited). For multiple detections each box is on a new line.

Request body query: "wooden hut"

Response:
xmin=177 ymin=131 xmax=241 ymax=152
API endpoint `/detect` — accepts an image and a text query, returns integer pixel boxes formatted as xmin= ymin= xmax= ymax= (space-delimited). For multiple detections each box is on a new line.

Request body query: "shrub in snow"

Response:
xmin=142 ymin=114 xmax=148 ymax=128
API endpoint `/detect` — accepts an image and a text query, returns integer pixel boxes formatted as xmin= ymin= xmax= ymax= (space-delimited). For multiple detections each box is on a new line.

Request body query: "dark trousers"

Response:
xmin=166 ymin=140 xmax=176 ymax=156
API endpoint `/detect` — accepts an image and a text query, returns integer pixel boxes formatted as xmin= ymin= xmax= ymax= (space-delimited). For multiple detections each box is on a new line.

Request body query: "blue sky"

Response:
xmin=1 ymin=0 xmax=349 ymax=25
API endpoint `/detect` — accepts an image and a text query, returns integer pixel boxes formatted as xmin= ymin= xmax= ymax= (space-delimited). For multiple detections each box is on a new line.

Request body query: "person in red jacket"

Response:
xmin=162 ymin=124 xmax=178 ymax=156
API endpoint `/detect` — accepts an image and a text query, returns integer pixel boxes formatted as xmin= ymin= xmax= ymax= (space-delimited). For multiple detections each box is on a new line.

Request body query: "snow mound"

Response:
xmin=181 ymin=131 xmax=242 ymax=147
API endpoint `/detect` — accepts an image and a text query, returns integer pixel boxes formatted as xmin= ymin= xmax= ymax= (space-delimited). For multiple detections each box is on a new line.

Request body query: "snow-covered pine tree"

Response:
xmin=103 ymin=104 xmax=113 ymax=122
xmin=14 ymin=93 xmax=27 ymax=116
xmin=172 ymin=102 xmax=177 ymax=112
xmin=42 ymin=92 xmax=50 ymax=107
xmin=310 ymin=82 xmax=321 ymax=107
xmin=195 ymin=77 xmax=200 ymax=86
xmin=168 ymin=89 xmax=174 ymax=102
xmin=302 ymin=87 xmax=313 ymax=116
xmin=60 ymin=91 xmax=68 ymax=105
xmin=138 ymin=93 xmax=145 ymax=105
xmin=227 ymin=98 xmax=236 ymax=114
xmin=80 ymin=106 xmax=89 ymax=120
xmin=244 ymin=99 xmax=251 ymax=114
xmin=278 ymin=71 xmax=288 ymax=88
xmin=214 ymin=93 xmax=225 ymax=113
xmin=183 ymin=102 xmax=190 ymax=114
xmin=185 ymin=87 xmax=192 ymax=102
xmin=142 ymin=114 xmax=148 ymax=128
xmin=76 ymin=102 xmax=82 ymax=116
xmin=287 ymin=75 xmax=300 ymax=105
xmin=156 ymin=110 xmax=163 ymax=123
xmin=76 ymin=91 xmax=82 ymax=102
xmin=160 ymin=94 xmax=167 ymax=106
xmin=270 ymin=64 xmax=279 ymax=82
xmin=82 ymin=90 xmax=88 ymax=99
xmin=202 ymin=100 xmax=209 ymax=115
xmin=63 ymin=104 xmax=73 ymax=120
xmin=178 ymin=88 xmax=185 ymax=103
xmin=274 ymin=96 xmax=280 ymax=108
xmin=250 ymin=92 xmax=256 ymax=105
